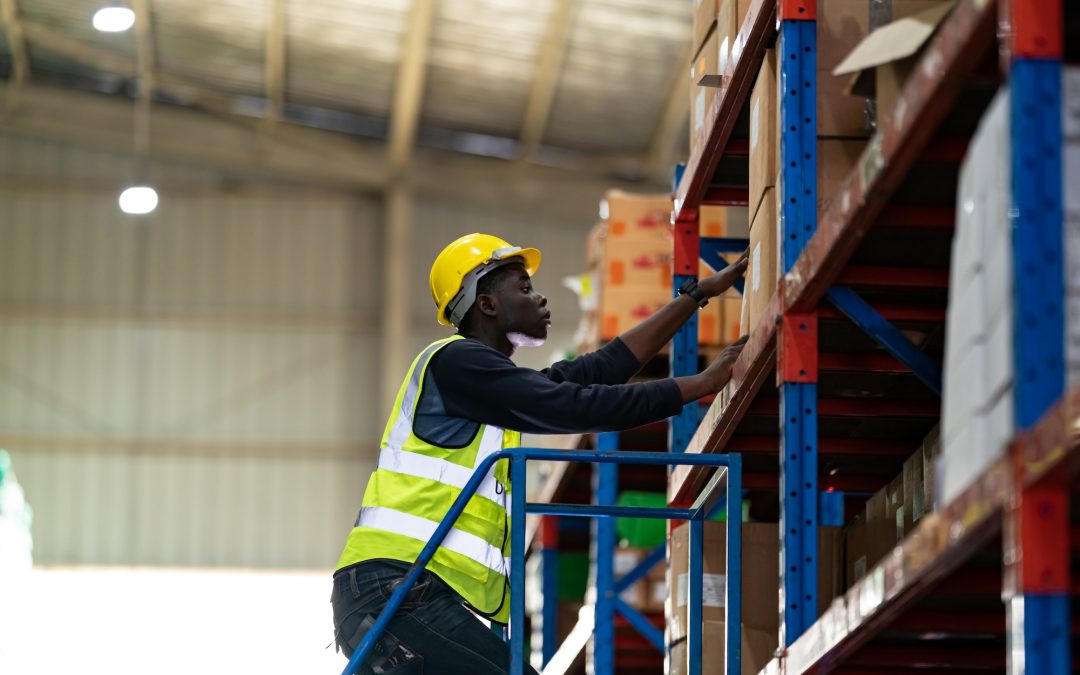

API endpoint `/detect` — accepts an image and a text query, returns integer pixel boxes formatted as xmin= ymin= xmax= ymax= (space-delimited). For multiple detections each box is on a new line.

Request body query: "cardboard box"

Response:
xmin=745 ymin=187 xmax=777 ymax=338
xmin=922 ymin=425 xmax=940 ymax=514
xmin=601 ymin=191 xmax=673 ymax=241
xmin=904 ymin=449 xmax=925 ymax=527
xmin=668 ymin=522 xmax=840 ymax=643
xmin=749 ymin=49 xmax=778 ymax=219
xmin=668 ymin=622 xmax=776 ymax=675
xmin=693 ymin=0 xmax=720 ymax=60
xmin=817 ymin=0 xmax=873 ymax=137
xmin=818 ymin=139 xmax=866 ymax=217
xmin=722 ymin=296 xmax=743 ymax=344
xmin=886 ymin=474 xmax=906 ymax=544
xmin=818 ymin=67 xmax=872 ymax=138
xmin=691 ymin=28 xmax=721 ymax=156
xmin=700 ymin=204 xmax=751 ymax=239
xmin=716 ymin=0 xmax=748 ymax=81
xmin=818 ymin=526 xmax=844 ymax=612
xmin=598 ymin=285 xmax=728 ymax=346
xmin=864 ymin=488 xmax=896 ymax=567
xmin=833 ymin=3 xmax=955 ymax=128
xmin=844 ymin=513 xmax=869 ymax=587
xmin=668 ymin=522 xmax=780 ymax=642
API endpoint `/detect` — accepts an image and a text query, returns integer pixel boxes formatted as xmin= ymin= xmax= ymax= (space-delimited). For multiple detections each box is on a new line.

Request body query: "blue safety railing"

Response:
xmin=341 ymin=447 xmax=743 ymax=675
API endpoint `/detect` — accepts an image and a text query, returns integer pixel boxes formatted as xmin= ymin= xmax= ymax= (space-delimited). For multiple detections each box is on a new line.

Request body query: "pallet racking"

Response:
xmin=528 ymin=0 xmax=1071 ymax=673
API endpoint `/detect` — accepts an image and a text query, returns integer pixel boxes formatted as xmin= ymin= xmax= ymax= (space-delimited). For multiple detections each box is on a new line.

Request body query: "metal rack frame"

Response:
xmin=667 ymin=0 xmax=1070 ymax=673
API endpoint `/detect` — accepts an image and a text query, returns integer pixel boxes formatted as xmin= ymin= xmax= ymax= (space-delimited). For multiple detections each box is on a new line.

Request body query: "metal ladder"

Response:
xmin=340 ymin=447 xmax=743 ymax=675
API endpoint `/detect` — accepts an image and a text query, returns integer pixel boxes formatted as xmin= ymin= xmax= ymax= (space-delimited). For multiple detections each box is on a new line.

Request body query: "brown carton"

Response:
xmin=745 ymin=187 xmax=777 ymax=337
xmin=748 ymin=49 xmax=778 ymax=219
xmin=693 ymin=0 xmax=720 ymax=60
xmin=699 ymin=204 xmax=751 ymax=239
xmin=668 ymin=622 xmax=777 ymax=675
xmin=886 ymin=473 xmax=906 ymax=544
xmin=818 ymin=526 xmax=845 ymax=613
xmin=864 ymin=487 xmax=897 ymax=567
xmin=817 ymin=0 xmax=873 ymax=137
xmin=818 ymin=139 xmax=866 ymax=217
xmin=922 ymin=424 xmax=941 ymax=513
xmin=833 ymin=2 xmax=955 ymax=128
xmin=690 ymin=28 xmax=721 ymax=156
xmin=667 ymin=522 xmax=841 ymax=641
xmin=903 ymin=449 xmax=924 ymax=528
xmin=845 ymin=512 xmax=869 ymax=587
xmin=667 ymin=522 xmax=780 ymax=642
xmin=716 ymin=0 xmax=749 ymax=80
xmin=601 ymin=190 xmax=673 ymax=241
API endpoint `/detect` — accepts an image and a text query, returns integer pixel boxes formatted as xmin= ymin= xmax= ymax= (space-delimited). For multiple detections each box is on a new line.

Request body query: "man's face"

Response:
xmin=491 ymin=264 xmax=550 ymax=343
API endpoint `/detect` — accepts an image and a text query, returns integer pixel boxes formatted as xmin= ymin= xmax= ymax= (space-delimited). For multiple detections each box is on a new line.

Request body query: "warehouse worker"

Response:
xmin=332 ymin=233 xmax=748 ymax=674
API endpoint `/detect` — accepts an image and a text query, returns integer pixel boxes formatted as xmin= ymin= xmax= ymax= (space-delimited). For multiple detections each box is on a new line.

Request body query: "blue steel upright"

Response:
xmin=670 ymin=276 xmax=700 ymax=454
xmin=777 ymin=5 xmax=819 ymax=647
xmin=1005 ymin=2 xmax=1068 ymax=668
xmin=592 ymin=431 xmax=620 ymax=675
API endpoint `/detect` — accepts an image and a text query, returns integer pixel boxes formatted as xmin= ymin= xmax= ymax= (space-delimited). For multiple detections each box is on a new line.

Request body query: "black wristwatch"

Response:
xmin=677 ymin=278 xmax=709 ymax=308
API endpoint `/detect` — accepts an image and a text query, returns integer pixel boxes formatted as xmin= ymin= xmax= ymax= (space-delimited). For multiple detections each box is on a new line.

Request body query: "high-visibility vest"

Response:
xmin=336 ymin=335 xmax=519 ymax=623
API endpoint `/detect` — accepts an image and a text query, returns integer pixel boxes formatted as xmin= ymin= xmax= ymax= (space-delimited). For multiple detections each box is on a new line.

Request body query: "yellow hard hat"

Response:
xmin=430 ymin=233 xmax=542 ymax=326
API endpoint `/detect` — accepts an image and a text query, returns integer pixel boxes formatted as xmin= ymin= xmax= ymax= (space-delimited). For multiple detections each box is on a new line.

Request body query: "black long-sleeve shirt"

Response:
xmin=410 ymin=337 xmax=683 ymax=446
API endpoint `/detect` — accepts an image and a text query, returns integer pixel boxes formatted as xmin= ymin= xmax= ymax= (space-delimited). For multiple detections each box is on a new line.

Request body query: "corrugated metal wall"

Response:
xmin=0 ymin=133 xmax=380 ymax=568
xmin=0 ymin=132 xmax=592 ymax=569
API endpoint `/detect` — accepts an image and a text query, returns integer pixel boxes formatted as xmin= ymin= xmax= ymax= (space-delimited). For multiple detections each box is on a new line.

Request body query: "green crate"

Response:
xmin=615 ymin=491 xmax=668 ymax=548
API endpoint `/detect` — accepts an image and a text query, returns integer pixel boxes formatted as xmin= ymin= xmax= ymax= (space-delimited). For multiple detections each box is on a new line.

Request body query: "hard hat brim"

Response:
xmin=435 ymin=247 xmax=543 ymax=326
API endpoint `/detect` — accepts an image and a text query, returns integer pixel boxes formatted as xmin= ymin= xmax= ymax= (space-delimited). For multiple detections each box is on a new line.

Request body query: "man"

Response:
xmin=332 ymin=233 xmax=748 ymax=674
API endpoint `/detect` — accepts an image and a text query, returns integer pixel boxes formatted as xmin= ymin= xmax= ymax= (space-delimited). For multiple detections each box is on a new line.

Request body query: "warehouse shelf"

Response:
xmin=779 ymin=385 xmax=1080 ymax=674
xmin=670 ymin=0 xmax=999 ymax=505
xmin=673 ymin=0 xmax=777 ymax=220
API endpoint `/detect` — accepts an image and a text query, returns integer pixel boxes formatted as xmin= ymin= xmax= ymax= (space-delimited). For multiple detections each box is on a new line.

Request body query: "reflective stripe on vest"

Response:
xmin=377 ymin=423 xmax=510 ymax=514
xmin=357 ymin=506 xmax=509 ymax=576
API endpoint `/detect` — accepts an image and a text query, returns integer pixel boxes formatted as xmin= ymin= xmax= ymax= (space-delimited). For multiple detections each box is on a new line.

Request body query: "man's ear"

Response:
xmin=475 ymin=292 xmax=498 ymax=317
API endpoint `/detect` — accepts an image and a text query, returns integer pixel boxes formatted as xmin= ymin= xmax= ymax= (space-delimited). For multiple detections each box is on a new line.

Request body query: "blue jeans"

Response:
xmin=331 ymin=560 xmax=540 ymax=675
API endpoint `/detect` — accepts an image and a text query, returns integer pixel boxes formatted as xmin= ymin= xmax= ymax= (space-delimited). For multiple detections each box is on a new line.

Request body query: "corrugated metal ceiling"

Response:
xmin=0 ymin=0 xmax=691 ymax=166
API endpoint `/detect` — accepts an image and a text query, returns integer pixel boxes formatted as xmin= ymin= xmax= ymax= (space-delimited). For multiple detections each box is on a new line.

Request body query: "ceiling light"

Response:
xmin=92 ymin=7 xmax=135 ymax=32
xmin=119 ymin=186 xmax=158 ymax=215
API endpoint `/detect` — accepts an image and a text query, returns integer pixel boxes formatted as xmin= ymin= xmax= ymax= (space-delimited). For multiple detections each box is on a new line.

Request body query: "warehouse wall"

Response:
xmin=0 ymin=132 xmax=594 ymax=569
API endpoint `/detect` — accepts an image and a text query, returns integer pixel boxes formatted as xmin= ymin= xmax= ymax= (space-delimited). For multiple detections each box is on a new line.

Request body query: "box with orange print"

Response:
xmin=599 ymin=286 xmax=727 ymax=347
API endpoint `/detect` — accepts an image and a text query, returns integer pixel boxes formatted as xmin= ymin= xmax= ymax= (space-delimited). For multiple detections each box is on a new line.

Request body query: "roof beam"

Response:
xmin=386 ymin=0 xmax=436 ymax=173
xmin=646 ymin=43 xmax=693 ymax=178
xmin=265 ymin=0 xmax=286 ymax=122
xmin=131 ymin=0 xmax=154 ymax=156
xmin=0 ymin=0 xmax=31 ymax=86
xmin=518 ymin=0 xmax=574 ymax=158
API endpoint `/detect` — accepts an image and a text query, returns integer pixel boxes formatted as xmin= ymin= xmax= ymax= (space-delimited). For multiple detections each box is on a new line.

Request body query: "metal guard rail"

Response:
xmin=341 ymin=447 xmax=743 ymax=675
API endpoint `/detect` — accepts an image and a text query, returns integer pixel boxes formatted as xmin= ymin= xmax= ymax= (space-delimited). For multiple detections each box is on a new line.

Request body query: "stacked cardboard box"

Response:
xmin=846 ymin=426 xmax=941 ymax=587
xmin=690 ymin=0 xmax=751 ymax=158
xmin=666 ymin=521 xmax=842 ymax=674
xmin=585 ymin=191 xmax=728 ymax=346
xmin=739 ymin=3 xmax=874 ymax=336
xmin=833 ymin=2 xmax=956 ymax=130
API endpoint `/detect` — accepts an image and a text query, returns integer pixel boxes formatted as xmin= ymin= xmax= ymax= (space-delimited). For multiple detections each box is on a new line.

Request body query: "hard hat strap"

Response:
xmin=445 ymin=255 xmax=524 ymax=327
